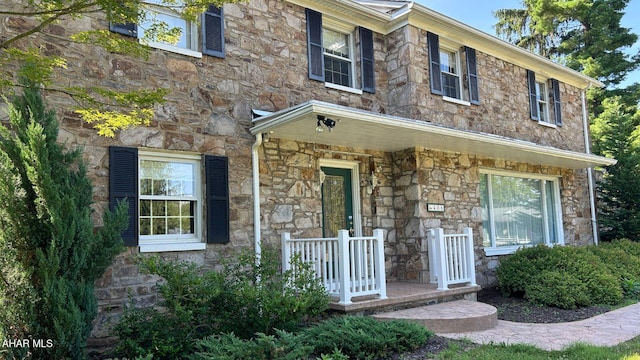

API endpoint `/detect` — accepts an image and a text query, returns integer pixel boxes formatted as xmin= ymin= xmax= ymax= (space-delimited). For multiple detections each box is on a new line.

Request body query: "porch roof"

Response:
xmin=250 ymin=100 xmax=616 ymax=170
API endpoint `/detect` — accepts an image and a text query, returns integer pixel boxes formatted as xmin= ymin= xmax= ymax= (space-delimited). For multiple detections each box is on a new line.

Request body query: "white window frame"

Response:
xmin=536 ymin=80 xmax=552 ymax=125
xmin=138 ymin=0 xmax=202 ymax=58
xmin=322 ymin=19 xmax=360 ymax=93
xmin=480 ymin=169 xmax=564 ymax=256
xmin=439 ymin=46 xmax=462 ymax=101
xmin=138 ymin=151 xmax=205 ymax=253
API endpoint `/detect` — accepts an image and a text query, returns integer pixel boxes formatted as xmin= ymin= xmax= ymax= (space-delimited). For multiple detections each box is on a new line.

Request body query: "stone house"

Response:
xmin=0 ymin=0 xmax=614 ymax=348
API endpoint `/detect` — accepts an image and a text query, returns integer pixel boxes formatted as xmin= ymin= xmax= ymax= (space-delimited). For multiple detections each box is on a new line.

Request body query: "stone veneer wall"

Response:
xmin=0 ymin=0 xmax=596 ymax=352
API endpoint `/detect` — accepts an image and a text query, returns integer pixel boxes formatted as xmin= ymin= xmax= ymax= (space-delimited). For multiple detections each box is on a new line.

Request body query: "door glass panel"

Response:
xmin=322 ymin=174 xmax=346 ymax=238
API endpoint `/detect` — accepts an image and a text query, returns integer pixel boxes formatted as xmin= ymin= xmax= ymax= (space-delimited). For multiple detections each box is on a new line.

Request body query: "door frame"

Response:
xmin=319 ymin=159 xmax=362 ymax=237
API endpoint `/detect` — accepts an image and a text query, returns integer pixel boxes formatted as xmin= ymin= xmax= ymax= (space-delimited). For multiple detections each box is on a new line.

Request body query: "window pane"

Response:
xmin=491 ymin=175 xmax=544 ymax=247
xmin=140 ymin=12 xmax=190 ymax=49
xmin=323 ymin=29 xmax=349 ymax=59
xmin=480 ymin=174 xmax=492 ymax=247
xmin=545 ymin=181 xmax=558 ymax=244
xmin=324 ymin=56 xmax=351 ymax=87
xmin=440 ymin=49 xmax=457 ymax=74
xmin=442 ymin=73 xmax=460 ymax=99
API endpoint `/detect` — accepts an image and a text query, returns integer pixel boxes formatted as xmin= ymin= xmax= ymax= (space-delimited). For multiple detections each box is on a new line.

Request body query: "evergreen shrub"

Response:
xmin=114 ymin=248 xmax=330 ymax=360
xmin=0 ymin=84 xmax=128 ymax=359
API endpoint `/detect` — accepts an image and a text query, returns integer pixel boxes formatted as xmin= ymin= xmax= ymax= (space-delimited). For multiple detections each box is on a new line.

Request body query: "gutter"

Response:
xmin=252 ymin=132 xmax=263 ymax=260
xmin=582 ymin=88 xmax=599 ymax=245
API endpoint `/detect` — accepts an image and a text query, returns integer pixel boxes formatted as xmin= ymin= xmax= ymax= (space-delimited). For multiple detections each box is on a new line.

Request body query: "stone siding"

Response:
xmin=0 ymin=0 xmax=596 ymax=352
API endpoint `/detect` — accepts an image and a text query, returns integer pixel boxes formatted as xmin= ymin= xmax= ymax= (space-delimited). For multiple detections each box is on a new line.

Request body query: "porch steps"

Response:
xmin=372 ymin=300 xmax=498 ymax=333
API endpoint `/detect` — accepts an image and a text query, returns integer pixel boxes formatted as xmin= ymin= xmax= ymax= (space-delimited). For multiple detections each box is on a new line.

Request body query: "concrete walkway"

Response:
xmin=439 ymin=302 xmax=640 ymax=351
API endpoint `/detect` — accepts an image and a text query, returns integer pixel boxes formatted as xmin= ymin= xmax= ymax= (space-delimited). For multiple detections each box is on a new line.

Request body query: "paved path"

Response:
xmin=439 ymin=302 xmax=640 ymax=351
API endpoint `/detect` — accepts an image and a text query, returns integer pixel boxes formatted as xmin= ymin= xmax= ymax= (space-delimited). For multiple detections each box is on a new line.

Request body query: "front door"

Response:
xmin=321 ymin=167 xmax=353 ymax=238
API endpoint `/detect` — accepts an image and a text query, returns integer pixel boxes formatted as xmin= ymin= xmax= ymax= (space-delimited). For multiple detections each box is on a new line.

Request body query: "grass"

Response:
xmin=433 ymin=336 xmax=640 ymax=360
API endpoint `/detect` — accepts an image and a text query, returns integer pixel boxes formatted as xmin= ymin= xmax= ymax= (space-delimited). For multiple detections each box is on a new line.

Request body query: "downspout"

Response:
xmin=582 ymin=86 xmax=599 ymax=245
xmin=252 ymin=133 xmax=263 ymax=260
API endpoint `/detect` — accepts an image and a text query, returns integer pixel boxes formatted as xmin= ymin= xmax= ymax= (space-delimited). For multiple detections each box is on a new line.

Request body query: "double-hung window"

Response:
xmin=440 ymin=48 xmax=461 ymax=99
xmin=109 ymin=147 xmax=230 ymax=252
xmin=480 ymin=170 xmax=563 ymax=256
xmin=305 ymin=8 xmax=375 ymax=93
xmin=323 ymin=27 xmax=353 ymax=88
xmin=139 ymin=154 xmax=200 ymax=241
xmin=527 ymin=70 xmax=563 ymax=126
xmin=110 ymin=4 xmax=225 ymax=58
xmin=428 ymin=32 xmax=480 ymax=105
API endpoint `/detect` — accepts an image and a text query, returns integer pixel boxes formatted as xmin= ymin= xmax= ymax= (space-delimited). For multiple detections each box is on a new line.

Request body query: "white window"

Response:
xmin=440 ymin=48 xmax=461 ymax=99
xmin=138 ymin=152 xmax=203 ymax=248
xmin=480 ymin=170 xmax=563 ymax=256
xmin=535 ymin=81 xmax=550 ymax=123
xmin=323 ymin=27 xmax=354 ymax=88
xmin=139 ymin=0 xmax=201 ymax=57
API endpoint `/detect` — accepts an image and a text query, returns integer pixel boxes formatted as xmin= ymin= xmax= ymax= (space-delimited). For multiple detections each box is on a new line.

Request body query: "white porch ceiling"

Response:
xmin=250 ymin=100 xmax=616 ymax=170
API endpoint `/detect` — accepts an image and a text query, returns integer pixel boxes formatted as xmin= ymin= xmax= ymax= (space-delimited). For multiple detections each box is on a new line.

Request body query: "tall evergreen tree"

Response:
xmin=591 ymin=98 xmax=640 ymax=241
xmin=0 ymin=82 xmax=128 ymax=359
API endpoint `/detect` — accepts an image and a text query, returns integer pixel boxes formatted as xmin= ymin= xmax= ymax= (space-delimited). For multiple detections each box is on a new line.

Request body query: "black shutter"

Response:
xmin=109 ymin=22 xmax=137 ymax=37
xmin=202 ymin=6 xmax=225 ymax=58
xmin=359 ymin=27 xmax=375 ymax=93
xmin=527 ymin=70 xmax=539 ymax=121
xmin=465 ymin=47 xmax=480 ymax=105
xmin=109 ymin=146 xmax=138 ymax=246
xmin=205 ymin=155 xmax=229 ymax=244
xmin=306 ymin=8 xmax=324 ymax=82
xmin=551 ymin=79 xmax=563 ymax=126
xmin=427 ymin=32 xmax=442 ymax=95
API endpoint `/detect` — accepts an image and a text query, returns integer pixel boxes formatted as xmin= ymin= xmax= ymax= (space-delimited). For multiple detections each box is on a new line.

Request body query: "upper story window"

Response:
xmin=440 ymin=48 xmax=461 ymax=99
xmin=428 ymin=32 xmax=479 ymax=105
xmin=109 ymin=147 xmax=230 ymax=252
xmin=535 ymin=81 xmax=550 ymax=123
xmin=305 ymin=8 xmax=375 ymax=94
xmin=110 ymin=4 xmax=225 ymax=59
xmin=527 ymin=70 xmax=563 ymax=126
xmin=480 ymin=170 xmax=563 ymax=256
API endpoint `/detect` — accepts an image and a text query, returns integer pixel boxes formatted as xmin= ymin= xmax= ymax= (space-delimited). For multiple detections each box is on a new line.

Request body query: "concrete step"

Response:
xmin=372 ymin=300 xmax=498 ymax=333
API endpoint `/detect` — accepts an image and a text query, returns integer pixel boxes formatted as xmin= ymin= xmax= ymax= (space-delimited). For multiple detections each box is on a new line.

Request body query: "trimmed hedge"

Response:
xmin=496 ymin=244 xmax=632 ymax=309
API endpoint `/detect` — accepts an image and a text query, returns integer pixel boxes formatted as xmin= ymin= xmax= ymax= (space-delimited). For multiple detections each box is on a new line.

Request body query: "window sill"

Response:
xmin=443 ymin=96 xmax=471 ymax=106
xmin=145 ymin=41 xmax=203 ymax=59
xmin=483 ymin=245 xmax=526 ymax=256
xmin=139 ymin=241 xmax=206 ymax=253
xmin=538 ymin=121 xmax=558 ymax=129
xmin=325 ymin=82 xmax=363 ymax=95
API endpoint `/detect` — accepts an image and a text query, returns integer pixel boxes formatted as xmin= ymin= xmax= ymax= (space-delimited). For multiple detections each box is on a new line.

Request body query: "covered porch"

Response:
xmin=250 ymin=100 xmax=615 ymax=307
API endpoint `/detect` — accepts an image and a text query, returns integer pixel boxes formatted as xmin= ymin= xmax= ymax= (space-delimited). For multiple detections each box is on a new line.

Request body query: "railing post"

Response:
xmin=434 ymin=228 xmax=448 ymax=290
xmin=281 ymin=232 xmax=291 ymax=273
xmin=373 ymin=229 xmax=387 ymax=299
xmin=427 ymin=229 xmax=436 ymax=284
xmin=464 ymin=227 xmax=477 ymax=286
xmin=337 ymin=229 xmax=352 ymax=305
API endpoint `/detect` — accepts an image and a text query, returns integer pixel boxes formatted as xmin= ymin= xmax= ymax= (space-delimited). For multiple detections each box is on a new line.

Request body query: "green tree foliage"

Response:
xmin=0 ymin=0 xmax=240 ymax=136
xmin=0 ymin=83 xmax=128 ymax=359
xmin=494 ymin=0 xmax=639 ymax=88
xmin=591 ymin=98 xmax=640 ymax=240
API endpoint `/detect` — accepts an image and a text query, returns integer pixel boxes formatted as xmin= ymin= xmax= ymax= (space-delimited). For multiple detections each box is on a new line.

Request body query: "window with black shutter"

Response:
xmin=109 ymin=146 xmax=139 ymax=246
xmin=527 ymin=70 xmax=540 ymax=121
xmin=306 ymin=8 xmax=325 ymax=82
xmin=359 ymin=27 xmax=375 ymax=93
xmin=202 ymin=6 xmax=225 ymax=58
xmin=427 ymin=32 xmax=442 ymax=95
xmin=551 ymin=79 xmax=563 ymax=126
xmin=205 ymin=156 xmax=230 ymax=244
xmin=465 ymin=47 xmax=480 ymax=104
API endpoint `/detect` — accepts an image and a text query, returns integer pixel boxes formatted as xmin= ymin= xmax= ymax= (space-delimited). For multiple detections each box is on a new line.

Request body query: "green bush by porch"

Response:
xmin=497 ymin=240 xmax=640 ymax=309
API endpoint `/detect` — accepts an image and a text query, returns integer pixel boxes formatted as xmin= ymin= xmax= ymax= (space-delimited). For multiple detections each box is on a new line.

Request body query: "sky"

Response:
xmin=415 ymin=0 xmax=640 ymax=88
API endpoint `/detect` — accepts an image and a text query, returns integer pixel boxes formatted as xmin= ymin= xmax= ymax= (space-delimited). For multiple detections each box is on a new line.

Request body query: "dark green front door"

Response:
xmin=321 ymin=167 xmax=353 ymax=238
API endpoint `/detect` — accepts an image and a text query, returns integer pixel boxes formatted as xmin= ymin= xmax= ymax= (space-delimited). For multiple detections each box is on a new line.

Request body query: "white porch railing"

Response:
xmin=427 ymin=228 xmax=477 ymax=290
xmin=282 ymin=229 xmax=387 ymax=305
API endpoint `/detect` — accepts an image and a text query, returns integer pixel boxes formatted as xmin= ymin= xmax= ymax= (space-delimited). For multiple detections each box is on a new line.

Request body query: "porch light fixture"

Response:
xmin=316 ymin=115 xmax=336 ymax=132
